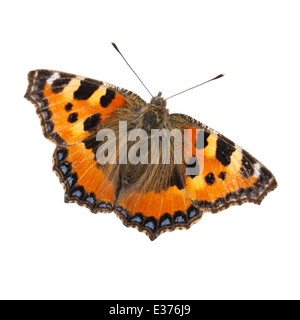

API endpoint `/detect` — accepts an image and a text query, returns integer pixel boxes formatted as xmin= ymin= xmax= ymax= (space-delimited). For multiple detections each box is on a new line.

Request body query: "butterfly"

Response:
xmin=25 ymin=50 xmax=277 ymax=240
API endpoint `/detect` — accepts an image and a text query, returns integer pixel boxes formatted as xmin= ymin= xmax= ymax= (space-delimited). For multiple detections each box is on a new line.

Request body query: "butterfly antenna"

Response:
xmin=111 ymin=42 xmax=154 ymax=97
xmin=165 ymin=73 xmax=225 ymax=100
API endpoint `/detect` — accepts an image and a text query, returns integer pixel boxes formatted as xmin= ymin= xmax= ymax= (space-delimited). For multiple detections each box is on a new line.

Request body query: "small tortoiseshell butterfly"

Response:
xmin=25 ymin=44 xmax=277 ymax=240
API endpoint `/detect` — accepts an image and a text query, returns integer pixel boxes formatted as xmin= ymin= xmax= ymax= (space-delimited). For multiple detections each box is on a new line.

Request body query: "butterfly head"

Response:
xmin=142 ymin=92 xmax=169 ymax=130
xmin=150 ymin=92 xmax=167 ymax=108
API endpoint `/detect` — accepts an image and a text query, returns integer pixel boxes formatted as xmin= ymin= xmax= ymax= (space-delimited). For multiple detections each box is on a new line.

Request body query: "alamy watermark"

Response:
xmin=95 ymin=121 xmax=205 ymax=176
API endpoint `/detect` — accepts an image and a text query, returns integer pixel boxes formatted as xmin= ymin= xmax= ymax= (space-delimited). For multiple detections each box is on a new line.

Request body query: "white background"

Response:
xmin=0 ymin=0 xmax=299 ymax=300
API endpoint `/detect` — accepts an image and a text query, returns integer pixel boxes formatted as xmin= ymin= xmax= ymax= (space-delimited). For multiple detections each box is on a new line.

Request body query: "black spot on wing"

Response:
xmin=67 ymin=112 xmax=78 ymax=123
xmin=83 ymin=113 xmax=101 ymax=132
xmin=65 ymin=103 xmax=73 ymax=111
xmin=73 ymin=80 xmax=99 ymax=100
xmin=205 ymin=172 xmax=215 ymax=185
xmin=100 ymin=88 xmax=115 ymax=108
xmin=51 ymin=78 xmax=71 ymax=93
xmin=218 ymin=171 xmax=226 ymax=180
xmin=216 ymin=136 xmax=236 ymax=166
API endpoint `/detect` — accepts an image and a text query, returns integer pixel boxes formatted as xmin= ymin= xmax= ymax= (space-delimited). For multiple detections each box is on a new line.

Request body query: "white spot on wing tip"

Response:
xmin=46 ymin=72 xmax=60 ymax=84
xmin=254 ymin=163 xmax=261 ymax=178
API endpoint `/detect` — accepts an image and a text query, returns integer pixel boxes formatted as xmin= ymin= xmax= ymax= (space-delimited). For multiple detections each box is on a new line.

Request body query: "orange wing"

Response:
xmin=171 ymin=113 xmax=277 ymax=213
xmin=25 ymin=69 xmax=145 ymax=211
xmin=25 ymin=70 xmax=144 ymax=145
xmin=116 ymin=184 xmax=202 ymax=241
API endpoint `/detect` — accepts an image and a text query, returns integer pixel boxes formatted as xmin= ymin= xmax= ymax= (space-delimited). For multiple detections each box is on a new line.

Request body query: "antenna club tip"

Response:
xmin=212 ymin=73 xmax=225 ymax=80
xmin=111 ymin=42 xmax=120 ymax=52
